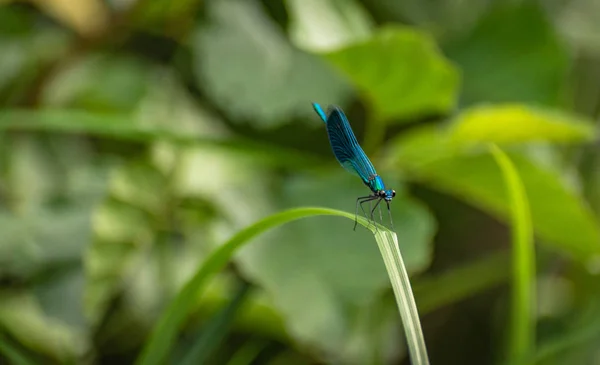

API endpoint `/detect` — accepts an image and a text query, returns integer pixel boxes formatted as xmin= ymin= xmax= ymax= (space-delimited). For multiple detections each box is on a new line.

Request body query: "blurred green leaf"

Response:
xmin=171 ymin=146 xmax=273 ymax=230
xmin=235 ymin=173 xmax=435 ymax=362
xmin=557 ymin=0 xmax=600 ymax=56
xmin=413 ymin=251 xmax=510 ymax=314
xmin=92 ymin=199 xmax=155 ymax=245
xmin=131 ymin=0 xmax=202 ymax=31
xmin=0 ymin=7 xmax=69 ymax=103
xmin=265 ymin=351 xmax=312 ymax=365
xmin=448 ymin=104 xmax=597 ymax=145
xmin=34 ymin=269 xmax=87 ymax=335
xmin=286 ymin=0 xmax=374 ymax=51
xmin=534 ymin=294 xmax=600 ymax=364
xmin=323 ymin=25 xmax=459 ymax=121
xmin=0 ymin=109 xmax=321 ymax=168
xmin=363 ymin=0 xmax=490 ymax=40
xmin=85 ymin=141 xmax=274 ymax=327
xmin=84 ymin=163 xmax=158 ymax=325
xmin=446 ymin=2 xmax=569 ymax=106
xmin=41 ymin=54 xmax=150 ymax=111
xmin=0 ymin=291 xmax=87 ymax=362
xmin=581 ymin=151 xmax=600 ymax=219
xmin=6 ymin=135 xmax=59 ymax=211
xmin=0 ymin=207 xmax=93 ymax=278
xmin=0 ymin=136 xmax=106 ymax=278
xmin=193 ymin=0 xmax=350 ymax=127
xmin=109 ymin=161 xmax=169 ymax=213
xmin=392 ymin=130 xmax=600 ymax=261
xmin=81 ymin=70 xmax=278 ymax=327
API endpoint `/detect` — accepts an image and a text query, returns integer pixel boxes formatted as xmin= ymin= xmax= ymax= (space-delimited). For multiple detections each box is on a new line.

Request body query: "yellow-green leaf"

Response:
xmin=449 ymin=105 xmax=597 ymax=145
xmin=389 ymin=125 xmax=600 ymax=263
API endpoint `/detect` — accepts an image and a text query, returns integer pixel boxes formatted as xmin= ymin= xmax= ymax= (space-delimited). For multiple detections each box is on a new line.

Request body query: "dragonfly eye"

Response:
xmin=392 ymin=190 xmax=396 ymax=198
xmin=378 ymin=190 xmax=386 ymax=197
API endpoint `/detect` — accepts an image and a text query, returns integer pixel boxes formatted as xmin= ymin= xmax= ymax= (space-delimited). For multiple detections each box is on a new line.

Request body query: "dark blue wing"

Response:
xmin=323 ymin=105 xmax=377 ymax=183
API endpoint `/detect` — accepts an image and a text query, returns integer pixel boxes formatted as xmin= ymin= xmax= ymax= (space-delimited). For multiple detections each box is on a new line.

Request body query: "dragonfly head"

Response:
xmin=378 ymin=189 xmax=396 ymax=201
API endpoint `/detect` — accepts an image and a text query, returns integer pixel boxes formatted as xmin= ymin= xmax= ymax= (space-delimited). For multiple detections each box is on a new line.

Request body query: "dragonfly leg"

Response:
xmin=355 ymin=195 xmax=375 ymax=231
xmin=367 ymin=200 xmax=373 ymax=229
xmin=370 ymin=198 xmax=383 ymax=231
xmin=386 ymin=201 xmax=394 ymax=230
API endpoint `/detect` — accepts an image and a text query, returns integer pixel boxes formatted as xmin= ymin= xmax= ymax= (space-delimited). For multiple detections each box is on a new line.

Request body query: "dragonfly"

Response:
xmin=312 ymin=102 xmax=395 ymax=230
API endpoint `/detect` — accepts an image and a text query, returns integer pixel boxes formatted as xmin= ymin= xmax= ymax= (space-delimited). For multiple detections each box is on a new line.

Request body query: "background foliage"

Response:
xmin=1 ymin=0 xmax=600 ymax=364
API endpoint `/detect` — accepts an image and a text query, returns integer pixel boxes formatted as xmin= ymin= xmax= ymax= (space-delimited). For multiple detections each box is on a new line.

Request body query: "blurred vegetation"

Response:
xmin=0 ymin=0 xmax=600 ymax=364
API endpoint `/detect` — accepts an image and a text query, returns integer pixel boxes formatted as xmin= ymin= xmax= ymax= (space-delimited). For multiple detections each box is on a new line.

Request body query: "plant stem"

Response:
xmin=490 ymin=145 xmax=536 ymax=364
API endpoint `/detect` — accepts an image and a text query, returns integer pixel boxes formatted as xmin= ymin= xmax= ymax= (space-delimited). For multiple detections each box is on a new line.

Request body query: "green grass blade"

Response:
xmin=375 ymin=230 xmax=430 ymax=365
xmin=137 ymin=207 xmax=363 ymax=365
xmin=0 ymin=332 xmax=36 ymax=365
xmin=178 ymin=282 xmax=251 ymax=365
xmin=225 ymin=340 xmax=268 ymax=365
xmin=490 ymin=144 xmax=535 ymax=364
xmin=137 ymin=206 xmax=429 ymax=365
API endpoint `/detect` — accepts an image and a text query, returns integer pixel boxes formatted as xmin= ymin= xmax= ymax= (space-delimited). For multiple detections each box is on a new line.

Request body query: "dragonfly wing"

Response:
xmin=324 ymin=106 xmax=378 ymax=183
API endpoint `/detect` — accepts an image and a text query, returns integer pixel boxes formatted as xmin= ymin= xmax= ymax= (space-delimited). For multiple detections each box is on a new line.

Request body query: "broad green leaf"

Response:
xmin=192 ymin=0 xmax=350 ymax=127
xmin=323 ymin=25 xmax=459 ymax=121
xmin=286 ymin=0 xmax=373 ymax=51
xmin=448 ymin=104 xmax=597 ymax=145
xmin=392 ymin=132 xmax=600 ymax=261
xmin=388 ymin=104 xmax=597 ymax=170
xmin=445 ymin=2 xmax=569 ymax=106
xmin=235 ymin=172 xmax=435 ymax=362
